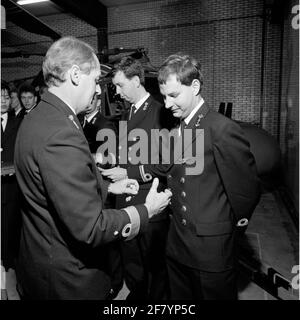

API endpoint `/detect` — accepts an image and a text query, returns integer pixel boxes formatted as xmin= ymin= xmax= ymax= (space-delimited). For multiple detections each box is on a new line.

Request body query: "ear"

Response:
xmin=132 ymin=75 xmax=141 ymax=87
xmin=191 ymin=79 xmax=201 ymax=96
xmin=69 ymin=65 xmax=81 ymax=86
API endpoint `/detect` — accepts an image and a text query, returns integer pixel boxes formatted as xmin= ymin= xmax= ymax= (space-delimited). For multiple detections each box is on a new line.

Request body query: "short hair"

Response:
xmin=19 ymin=83 xmax=36 ymax=97
xmin=112 ymin=57 xmax=145 ymax=85
xmin=158 ymin=53 xmax=204 ymax=91
xmin=1 ymin=80 xmax=11 ymax=95
xmin=42 ymin=36 xmax=99 ymax=87
xmin=10 ymin=86 xmax=19 ymax=95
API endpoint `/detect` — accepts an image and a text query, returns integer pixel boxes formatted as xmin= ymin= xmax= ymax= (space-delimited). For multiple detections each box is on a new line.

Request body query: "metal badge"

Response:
xmin=68 ymin=115 xmax=79 ymax=129
xmin=195 ymin=114 xmax=203 ymax=127
xmin=143 ymin=102 xmax=149 ymax=111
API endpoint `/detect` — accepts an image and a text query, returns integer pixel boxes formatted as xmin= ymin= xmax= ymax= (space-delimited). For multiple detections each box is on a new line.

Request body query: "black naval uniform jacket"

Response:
xmin=82 ymin=111 xmax=117 ymax=154
xmin=1 ymin=111 xmax=22 ymax=269
xmin=116 ymin=94 xmax=172 ymax=221
xmin=138 ymin=103 xmax=261 ymax=272
xmin=14 ymin=91 xmax=149 ymax=300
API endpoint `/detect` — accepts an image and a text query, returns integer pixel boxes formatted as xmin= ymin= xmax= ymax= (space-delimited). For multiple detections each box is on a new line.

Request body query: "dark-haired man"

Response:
xmin=101 ymin=57 xmax=173 ymax=300
xmin=19 ymin=83 xmax=37 ymax=115
xmin=141 ymin=53 xmax=261 ymax=300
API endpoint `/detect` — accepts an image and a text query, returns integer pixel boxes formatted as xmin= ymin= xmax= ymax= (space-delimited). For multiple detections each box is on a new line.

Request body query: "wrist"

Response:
xmin=108 ymin=183 xmax=113 ymax=194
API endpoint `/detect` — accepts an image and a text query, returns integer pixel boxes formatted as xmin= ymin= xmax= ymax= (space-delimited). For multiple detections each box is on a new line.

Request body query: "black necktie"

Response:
xmin=129 ymin=105 xmax=136 ymax=121
xmin=179 ymin=120 xmax=186 ymax=137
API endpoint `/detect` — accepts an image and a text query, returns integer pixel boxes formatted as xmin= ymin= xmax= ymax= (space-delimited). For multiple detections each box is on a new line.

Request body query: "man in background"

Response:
xmin=10 ymin=87 xmax=24 ymax=119
xmin=101 ymin=57 xmax=173 ymax=300
xmin=80 ymin=92 xmax=117 ymax=154
xmin=18 ymin=83 xmax=37 ymax=115
xmin=1 ymin=81 xmax=22 ymax=300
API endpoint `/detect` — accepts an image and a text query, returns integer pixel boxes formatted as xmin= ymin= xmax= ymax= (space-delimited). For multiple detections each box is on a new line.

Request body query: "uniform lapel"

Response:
xmin=42 ymin=91 xmax=83 ymax=132
xmin=175 ymin=102 xmax=210 ymax=164
xmin=127 ymin=95 xmax=152 ymax=131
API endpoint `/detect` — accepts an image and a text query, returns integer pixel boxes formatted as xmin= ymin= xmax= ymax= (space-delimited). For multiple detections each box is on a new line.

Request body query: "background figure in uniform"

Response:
xmin=79 ymin=92 xmax=117 ymax=155
xmin=1 ymin=81 xmax=22 ymax=299
xmin=145 ymin=53 xmax=261 ymax=300
xmin=101 ymin=57 xmax=173 ymax=300
xmin=78 ymin=92 xmax=122 ymax=298
xmin=10 ymin=87 xmax=24 ymax=120
xmin=13 ymin=36 xmax=172 ymax=300
xmin=18 ymin=83 xmax=38 ymax=115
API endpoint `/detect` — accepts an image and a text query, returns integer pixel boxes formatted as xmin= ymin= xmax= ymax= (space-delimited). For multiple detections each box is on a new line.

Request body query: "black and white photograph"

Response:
xmin=0 ymin=0 xmax=299 ymax=308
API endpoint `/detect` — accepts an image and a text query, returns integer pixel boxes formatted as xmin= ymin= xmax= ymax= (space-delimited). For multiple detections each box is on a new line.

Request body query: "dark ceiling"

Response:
xmin=1 ymin=0 xmax=154 ymax=60
xmin=8 ymin=0 xmax=153 ymax=17
xmin=2 ymin=0 xmax=154 ymax=44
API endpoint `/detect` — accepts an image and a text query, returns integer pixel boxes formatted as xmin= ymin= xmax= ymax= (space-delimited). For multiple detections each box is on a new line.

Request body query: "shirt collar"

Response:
xmin=1 ymin=112 xmax=8 ymax=131
xmin=15 ymin=108 xmax=22 ymax=116
xmin=133 ymin=92 xmax=150 ymax=112
xmin=86 ymin=109 xmax=99 ymax=123
xmin=184 ymin=97 xmax=204 ymax=125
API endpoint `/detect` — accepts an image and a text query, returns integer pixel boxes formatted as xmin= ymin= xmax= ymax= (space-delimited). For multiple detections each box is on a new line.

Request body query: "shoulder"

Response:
xmin=20 ymin=102 xmax=79 ymax=144
xmin=204 ymin=109 xmax=245 ymax=142
xmin=148 ymin=95 xmax=163 ymax=108
xmin=206 ymin=109 xmax=241 ymax=131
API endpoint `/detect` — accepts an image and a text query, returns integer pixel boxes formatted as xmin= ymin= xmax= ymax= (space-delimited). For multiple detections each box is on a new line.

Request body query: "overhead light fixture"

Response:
xmin=17 ymin=0 xmax=49 ymax=5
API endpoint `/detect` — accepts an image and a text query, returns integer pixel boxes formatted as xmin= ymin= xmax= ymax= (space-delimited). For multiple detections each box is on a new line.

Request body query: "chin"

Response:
xmin=172 ymin=111 xmax=182 ymax=118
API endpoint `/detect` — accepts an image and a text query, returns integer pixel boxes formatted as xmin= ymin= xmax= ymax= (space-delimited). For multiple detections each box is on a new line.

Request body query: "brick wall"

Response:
xmin=1 ymin=0 xmax=291 ymax=139
xmin=279 ymin=0 xmax=299 ymax=211
xmin=108 ymin=0 xmax=285 ymax=136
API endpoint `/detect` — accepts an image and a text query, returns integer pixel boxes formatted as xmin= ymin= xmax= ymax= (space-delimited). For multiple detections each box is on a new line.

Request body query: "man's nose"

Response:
xmin=116 ymin=87 xmax=121 ymax=95
xmin=164 ymin=97 xmax=173 ymax=109
xmin=95 ymin=84 xmax=101 ymax=95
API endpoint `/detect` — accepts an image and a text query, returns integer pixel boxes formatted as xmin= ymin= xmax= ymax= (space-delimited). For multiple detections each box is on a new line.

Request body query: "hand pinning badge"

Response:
xmin=68 ymin=115 xmax=79 ymax=129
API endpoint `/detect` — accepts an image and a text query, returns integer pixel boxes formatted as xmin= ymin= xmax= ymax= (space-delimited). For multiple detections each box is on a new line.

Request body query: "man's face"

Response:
xmin=112 ymin=71 xmax=137 ymax=104
xmin=78 ymin=62 xmax=101 ymax=114
xmin=1 ymin=88 xmax=11 ymax=114
xmin=20 ymin=92 xmax=37 ymax=110
xmin=10 ymin=91 xmax=20 ymax=110
xmin=159 ymin=74 xmax=196 ymax=120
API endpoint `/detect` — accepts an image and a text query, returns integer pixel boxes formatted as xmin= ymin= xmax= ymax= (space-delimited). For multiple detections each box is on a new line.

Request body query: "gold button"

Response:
xmin=181 ymin=219 xmax=187 ymax=226
xmin=180 ymin=177 xmax=185 ymax=183
xmin=181 ymin=191 xmax=186 ymax=198
xmin=118 ymin=146 xmax=122 ymax=150
xmin=167 ymin=174 xmax=172 ymax=179
xmin=182 ymin=205 xmax=187 ymax=212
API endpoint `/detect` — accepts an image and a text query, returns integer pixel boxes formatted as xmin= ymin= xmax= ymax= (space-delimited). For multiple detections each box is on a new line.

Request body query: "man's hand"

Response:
xmin=145 ymin=178 xmax=172 ymax=218
xmin=108 ymin=178 xmax=139 ymax=195
xmin=100 ymin=166 xmax=128 ymax=182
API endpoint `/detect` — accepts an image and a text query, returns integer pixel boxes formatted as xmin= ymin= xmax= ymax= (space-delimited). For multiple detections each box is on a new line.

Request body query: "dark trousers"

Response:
xmin=1 ymin=176 xmax=22 ymax=271
xmin=122 ymin=219 xmax=170 ymax=301
xmin=167 ymin=257 xmax=237 ymax=300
